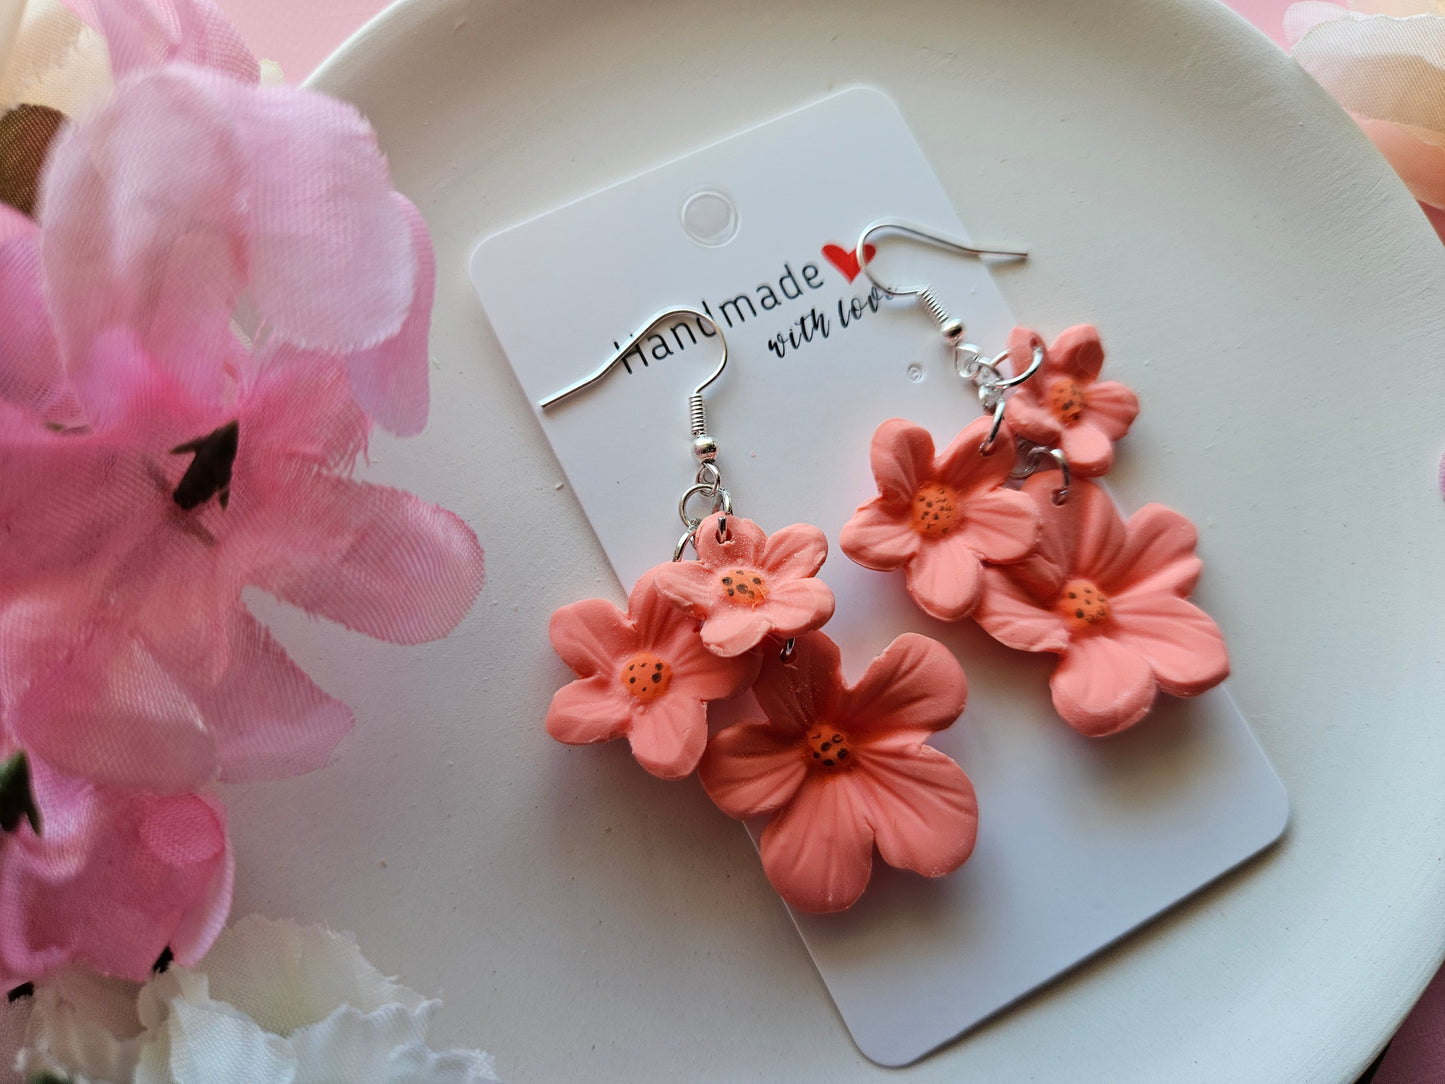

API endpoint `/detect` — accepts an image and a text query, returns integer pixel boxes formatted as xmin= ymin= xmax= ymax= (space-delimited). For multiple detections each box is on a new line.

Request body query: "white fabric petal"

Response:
xmin=1294 ymin=11 xmax=1445 ymax=137
xmin=289 ymin=1002 xmax=432 ymax=1082
xmin=164 ymin=996 xmax=297 ymax=1084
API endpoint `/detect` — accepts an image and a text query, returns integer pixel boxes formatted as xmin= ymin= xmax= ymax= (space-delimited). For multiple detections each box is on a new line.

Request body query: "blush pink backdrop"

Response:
xmin=209 ymin=0 xmax=1440 ymax=1079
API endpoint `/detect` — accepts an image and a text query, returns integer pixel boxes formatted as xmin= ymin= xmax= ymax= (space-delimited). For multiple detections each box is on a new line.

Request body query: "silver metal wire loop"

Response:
xmin=856 ymin=220 xmax=1027 ymax=302
xmin=538 ymin=307 xmax=727 ymax=412
xmin=1010 ymin=444 xmax=1072 ymax=504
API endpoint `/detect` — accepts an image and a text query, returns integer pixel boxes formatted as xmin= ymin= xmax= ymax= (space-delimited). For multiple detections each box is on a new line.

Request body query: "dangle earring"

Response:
xmin=842 ymin=222 xmax=1231 ymax=738
xmin=539 ymin=306 xmax=980 ymax=915
xmin=539 ymin=308 xmax=835 ymax=780
xmin=838 ymin=221 xmax=1051 ymax=623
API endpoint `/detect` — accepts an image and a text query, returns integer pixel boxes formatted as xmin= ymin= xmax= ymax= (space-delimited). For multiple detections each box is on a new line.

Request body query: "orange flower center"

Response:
xmin=1049 ymin=378 xmax=1086 ymax=425
xmin=804 ymin=727 xmax=853 ymax=770
xmin=1058 ymin=579 xmax=1111 ymax=629
xmin=620 ymin=652 xmax=672 ymax=701
xmin=911 ymin=482 xmax=960 ymax=536
xmin=719 ymin=569 xmax=769 ymax=606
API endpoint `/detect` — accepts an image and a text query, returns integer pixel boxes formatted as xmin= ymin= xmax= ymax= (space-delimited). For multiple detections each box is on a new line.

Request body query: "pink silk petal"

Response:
xmin=0 ymin=210 xmax=66 ymax=417
xmin=936 ymin=415 xmax=1016 ymax=493
xmin=225 ymin=79 xmax=416 ymax=352
xmin=699 ymin=606 xmax=772 ymax=658
xmin=758 ymin=578 xmax=835 ymax=639
xmin=165 ymin=793 xmax=234 ymax=966
xmin=843 ymin=633 xmax=968 ymax=740
xmin=903 ymin=537 xmax=984 ymax=622
xmin=1099 ymin=503 xmax=1203 ymax=598
xmin=695 ymin=512 xmax=768 ymax=568
xmin=839 ymin=500 xmax=921 ymax=570
xmin=1052 ymin=325 xmax=1106 ymax=383
xmin=699 ymin=721 xmax=808 ymax=818
xmin=15 ymin=637 xmax=218 ymax=792
xmin=549 ymin=598 xmax=632 ymax=676
xmin=203 ymin=614 xmax=354 ymax=784
xmin=974 ymin=567 xmax=1071 ymax=653
xmin=868 ymin=418 xmax=935 ymax=503
xmin=40 ymin=68 xmax=247 ymax=408
xmin=0 ymin=770 xmax=230 ymax=985
xmin=859 ymin=746 xmax=978 ymax=877
xmin=248 ymin=473 xmax=484 ymax=645
xmin=958 ymin=487 xmax=1042 ymax=564
xmin=759 ymin=521 xmax=829 ymax=580
xmin=1109 ymin=593 xmax=1230 ymax=698
xmin=626 ymin=697 xmax=709 ymax=780
xmin=649 ymin=560 xmax=723 ymax=617
xmin=1058 ymin=420 xmax=1116 ymax=477
xmin=63 ymin=0 xmax=260 ymax=81
xmin=759 ymin=775 xmax=875 ymax=913
xmin=1049 ymin=634 xmax=1158 ymax=737
xmin=342 ymin=194 xmax=434 ymax=437
xmin=545 ymin=677 xmax=630 ymax=746
xmin=751 ymin=630 xmax=842 ymax=739
xmin=1083 ymin=380 xmax=1139 ymax=441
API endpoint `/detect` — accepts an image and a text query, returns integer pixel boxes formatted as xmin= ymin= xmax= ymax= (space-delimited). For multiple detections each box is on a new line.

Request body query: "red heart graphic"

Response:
xmin=821 ymin=242 xmax=877 ymax=284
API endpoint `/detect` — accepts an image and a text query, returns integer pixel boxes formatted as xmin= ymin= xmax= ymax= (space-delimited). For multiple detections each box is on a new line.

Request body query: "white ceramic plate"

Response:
xmin=222 ymin=1 xmax=1445 ymax=1080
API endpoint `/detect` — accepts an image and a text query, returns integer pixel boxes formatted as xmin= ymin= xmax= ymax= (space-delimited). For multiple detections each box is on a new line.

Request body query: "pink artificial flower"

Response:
xmin=839 ymin=416 xmax=1042 ymax=622
xmin=8 ymin=47 xmax=434 ymax=435
xmin=974 ymin=476 xmax=1230 ymax=737
xmin=1001 ymin=325 xmax=1140 ymax=477
xmin=0 ymin=754 xmax=232 ymax=987
xmin=650 ymin=514 xmax=835 ymax=658
xmin=1288 ymin=2 xmax=1445 ymax=239
xmin=62 ymin=0 xmax=261 ymax=84
xmin=699 ymin=631 xmax=976 ymax=914
xmin=0 ymin=344 xmax=484 ymax=794
xmin=546 ymin=570 xmax=759 ymax=779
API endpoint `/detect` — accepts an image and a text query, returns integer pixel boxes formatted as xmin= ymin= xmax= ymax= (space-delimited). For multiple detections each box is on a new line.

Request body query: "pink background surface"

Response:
xmin=208 ymin=0 xmax=1437 ymax=1078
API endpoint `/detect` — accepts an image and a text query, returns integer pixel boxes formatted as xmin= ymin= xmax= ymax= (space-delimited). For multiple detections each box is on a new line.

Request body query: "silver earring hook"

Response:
xmin=856 ymin=219 xmax=1027 ymax=345
xmin=538 ymin=307 xmax=727 ymax=411
xmin=538 ymin=307 xmax=735 ymax=557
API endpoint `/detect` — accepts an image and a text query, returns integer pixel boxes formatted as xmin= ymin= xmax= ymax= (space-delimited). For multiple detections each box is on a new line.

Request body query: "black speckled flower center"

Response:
xmin=911 ymin=482 xmax=959 ymax=536
xmin=720 ymin=569 xmax=768 ymax=607
xmin=1058 ymin=579 xmax=1111 ymax=629
xmin=805 ymin=727 xmax=852 ymax=770
xmin=621 ymin=652 xmax=671 ymax=701
xmin=1049 ymin=379 xmax=1086 ymax=425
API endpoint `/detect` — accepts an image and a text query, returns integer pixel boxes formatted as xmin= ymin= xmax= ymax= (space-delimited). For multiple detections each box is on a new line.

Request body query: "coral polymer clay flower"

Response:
xmin=650 ymin=514 xmax=835 ymax=658
xmin=547 ymin=569 xmax=758 ymax=779
xmin=699 ymin=631 xmax=977 ymax=914
xmin=839 ymin=416 xmax=1041 ymax=622
xmin=973 ymin=476 xmax=1230 ymax=737
xmin=1001 ymin=325 xmax=1140 ymax=477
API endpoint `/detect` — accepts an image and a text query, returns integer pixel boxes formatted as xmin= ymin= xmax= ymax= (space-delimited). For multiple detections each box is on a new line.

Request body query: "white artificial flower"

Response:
xmin=17 ymin=916 xmax=499 ymax=1084
xmin=0 ymin=0 xmax=111 ymax=116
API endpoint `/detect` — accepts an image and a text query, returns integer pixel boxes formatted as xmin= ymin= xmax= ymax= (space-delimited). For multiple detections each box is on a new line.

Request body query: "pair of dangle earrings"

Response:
xmin=540 ymin=308 xmax=979 ymax=915
xmin=841 ymin=221 xmax=1231 ymax=738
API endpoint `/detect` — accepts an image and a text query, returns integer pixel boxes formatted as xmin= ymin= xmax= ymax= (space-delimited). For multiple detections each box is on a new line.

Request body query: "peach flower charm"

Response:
xmin=699 ymin=631 xmax=977 ymax=914
xmin=650 ymin=514 xmax=835 ymax=658
xmin=546 ymin=569 xmax=758 ymax=779
xmin=839 ymin=416 xmax=1042 ymax=622
xmin=1002 ymin=325 xmax=1140 ymax=477
xmin=974 ymin=476 xmax=1230 ymax=737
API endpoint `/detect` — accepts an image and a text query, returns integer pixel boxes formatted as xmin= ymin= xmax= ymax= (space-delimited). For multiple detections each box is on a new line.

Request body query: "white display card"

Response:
xmin=469 ymin=88 xmax=1288 ymax=1067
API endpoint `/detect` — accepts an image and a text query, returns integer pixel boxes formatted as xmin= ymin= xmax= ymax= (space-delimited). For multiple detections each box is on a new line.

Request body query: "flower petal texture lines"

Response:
xmin=547 ymin=569 xmax=759 ymax=779
xmin=1000 ymin=325 xmax=1140 ymax=477
xmin=840 ymin=416 xmax=1042 ymax=622
xmin=650 ymin=514 xmax=836 ymax=658
xmin=974 ymin=476 xmax=1230 ymax=737
xmin=699 ymin=631 xmax=977 ymax=914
